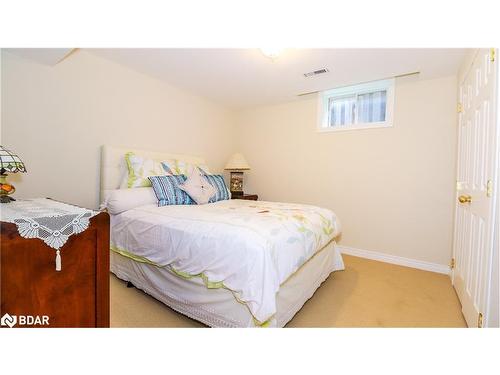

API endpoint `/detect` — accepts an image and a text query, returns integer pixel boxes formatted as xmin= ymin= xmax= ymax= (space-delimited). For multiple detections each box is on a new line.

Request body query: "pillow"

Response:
xmin=178 ymin=169 xmax=216 ymax=205
xmin=203 ymin=174 xmax=230 ymax=203
xmin=124 ymin=152 xmax=175 ymax=188
xmin=161 ymin=160 xmax=211 ymax=176
xmin=104 ymin=187 xmax=157 ymax=215
xmin=148 ymin=175 xmax=195 ymax=206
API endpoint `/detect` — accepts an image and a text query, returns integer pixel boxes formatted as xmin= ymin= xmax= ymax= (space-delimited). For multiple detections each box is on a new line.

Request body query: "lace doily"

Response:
xmin=1 ymin=198 xmax=99 ymax=271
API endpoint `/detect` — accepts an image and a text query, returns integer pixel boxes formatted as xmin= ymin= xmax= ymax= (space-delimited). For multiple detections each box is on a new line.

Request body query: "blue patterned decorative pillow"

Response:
xmin=148 ymin=175 xmax=194 ymax=206
xmin=202 ymin=173 xmax=230 ymax=203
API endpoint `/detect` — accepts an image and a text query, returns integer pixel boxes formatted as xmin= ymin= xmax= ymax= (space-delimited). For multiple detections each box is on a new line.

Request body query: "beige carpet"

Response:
xmin=110 ymin=255 xmax=467 ymax=328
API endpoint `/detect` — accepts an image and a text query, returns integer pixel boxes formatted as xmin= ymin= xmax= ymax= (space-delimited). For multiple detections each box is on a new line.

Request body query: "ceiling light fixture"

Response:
xmin=260 ymin=48 xmax=285 ymax=60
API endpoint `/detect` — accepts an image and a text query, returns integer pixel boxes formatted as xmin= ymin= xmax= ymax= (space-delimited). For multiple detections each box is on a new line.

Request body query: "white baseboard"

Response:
xmin=337 ymin=245 xmax=450 ymax=275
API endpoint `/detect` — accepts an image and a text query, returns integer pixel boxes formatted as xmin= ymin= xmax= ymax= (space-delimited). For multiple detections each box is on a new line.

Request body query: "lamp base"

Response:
xmin=229 ymin=171 xmax=245 ymax=196
xmin=0 ymin=174 xmax=16 ymax=203
xmin=0 ymin=195 xmax=15 ymax=203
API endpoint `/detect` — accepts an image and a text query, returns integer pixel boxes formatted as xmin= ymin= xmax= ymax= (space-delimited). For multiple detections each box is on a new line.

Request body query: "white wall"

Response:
xmin=1 ymin=50 xmax=236 ymax=209
xmin=1 ymin=50 xmax=460 ymax=267
xmin=235 ymin=75 xmax=458 ymax=266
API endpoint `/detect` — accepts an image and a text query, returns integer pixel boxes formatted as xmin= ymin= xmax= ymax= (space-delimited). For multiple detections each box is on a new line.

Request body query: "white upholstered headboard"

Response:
xmin=100 ymin=145 xmax=206 ymax=204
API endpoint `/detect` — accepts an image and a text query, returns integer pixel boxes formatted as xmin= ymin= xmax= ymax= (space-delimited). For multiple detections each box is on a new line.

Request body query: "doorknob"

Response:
xmin=458 ymin=195 xmax=472 ymax=204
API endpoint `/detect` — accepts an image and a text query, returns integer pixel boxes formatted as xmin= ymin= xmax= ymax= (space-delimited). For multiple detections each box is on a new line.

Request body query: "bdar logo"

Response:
xmin=1 ymin=313 xmax=17 ymax=328
xmin=1 ymin=313 xmax=49 ymax=327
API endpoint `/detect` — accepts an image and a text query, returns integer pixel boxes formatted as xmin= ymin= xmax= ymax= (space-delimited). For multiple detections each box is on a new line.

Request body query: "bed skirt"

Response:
xmin=110 ymin=240 xmax=344 ymax=327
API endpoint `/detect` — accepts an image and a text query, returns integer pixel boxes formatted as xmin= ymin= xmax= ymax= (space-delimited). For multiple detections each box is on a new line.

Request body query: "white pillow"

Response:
xmin=124 ymin=152 xmax=174 ymax=188
xmin=178 ymin=169 xmax=216 ymax=205
xmin=122 ymin=152 xmax=211 ymax=188
xmin=104 ymin=187 xmax=157 ymax=215
xmin=161 ymin=159 xmax=211 ymax=176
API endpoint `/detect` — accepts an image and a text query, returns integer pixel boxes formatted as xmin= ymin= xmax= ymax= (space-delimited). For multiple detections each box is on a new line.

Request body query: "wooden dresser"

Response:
xmin=0 ymin=211 xmax=110 ymax=328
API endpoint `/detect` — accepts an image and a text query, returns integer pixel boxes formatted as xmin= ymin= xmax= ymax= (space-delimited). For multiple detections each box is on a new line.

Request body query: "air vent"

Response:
xmin=304 ymin=68 xmax=329 ymax=78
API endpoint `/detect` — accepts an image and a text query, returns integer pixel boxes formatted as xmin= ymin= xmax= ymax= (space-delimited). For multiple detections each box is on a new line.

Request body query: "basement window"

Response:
xmin=318 ymin=78 xmax=394 ymax=132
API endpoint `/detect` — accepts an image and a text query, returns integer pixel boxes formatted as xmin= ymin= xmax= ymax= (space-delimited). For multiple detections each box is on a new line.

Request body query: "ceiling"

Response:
xmin=5 ymin=48 xmax=75 ymax=66
xmin=7 ymin=48 xmax=469 ymax=110
xmin=88 ymin=48 xmax=468 ymax=110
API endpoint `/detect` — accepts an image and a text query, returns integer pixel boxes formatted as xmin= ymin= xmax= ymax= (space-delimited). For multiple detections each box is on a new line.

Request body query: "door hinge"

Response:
xmin=478 ymin=312 xmax=483 ymax=328
xmin=457 ymin=103 xmax=463 ymax=113
xmin=486 ymin=179 xmax=493 ymax=197
xmin=450 ymin=258 xmax=455 ymax=269
xmin=491 ymin=48 xmax=496 ymax=62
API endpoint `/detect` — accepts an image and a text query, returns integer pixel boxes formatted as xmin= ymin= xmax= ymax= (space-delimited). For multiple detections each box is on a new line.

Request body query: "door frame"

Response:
xmin=485 ymin=56 xmax=500 ymax=327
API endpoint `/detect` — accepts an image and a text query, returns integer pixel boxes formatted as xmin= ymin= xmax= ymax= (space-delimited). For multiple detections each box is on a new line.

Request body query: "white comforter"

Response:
xmin=110 ymin=199 xmax=342 ymax=323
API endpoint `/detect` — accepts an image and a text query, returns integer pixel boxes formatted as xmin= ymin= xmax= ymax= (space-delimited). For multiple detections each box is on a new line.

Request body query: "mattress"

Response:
xmin=111 ymin=239 xmax=344 ymax=327
xmin=110 ymin=199 xmax=343 ymax=324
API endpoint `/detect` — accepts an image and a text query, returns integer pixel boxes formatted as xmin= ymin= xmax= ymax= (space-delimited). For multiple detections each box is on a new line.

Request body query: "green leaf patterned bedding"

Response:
xmin=110 ymin=199 xmax=342 ymax=324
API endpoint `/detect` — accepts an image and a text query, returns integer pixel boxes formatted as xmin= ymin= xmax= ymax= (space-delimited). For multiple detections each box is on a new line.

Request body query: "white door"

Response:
xmin=453 ymin=48 xmax=498 ymax=328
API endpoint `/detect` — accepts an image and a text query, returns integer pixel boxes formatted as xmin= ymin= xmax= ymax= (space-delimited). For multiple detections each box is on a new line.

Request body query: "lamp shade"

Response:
xmin=0 ymin=145 xmax=27 ymax=174
xmin=224 ymin=153 xmax=250 ymax=170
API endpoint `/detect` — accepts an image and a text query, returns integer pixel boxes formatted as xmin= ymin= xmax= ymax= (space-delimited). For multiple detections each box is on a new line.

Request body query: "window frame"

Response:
xmin=317 ymin=78 xmax=395 ymax=132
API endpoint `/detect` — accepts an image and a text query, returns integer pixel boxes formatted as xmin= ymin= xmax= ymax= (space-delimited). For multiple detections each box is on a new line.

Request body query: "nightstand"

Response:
xmin=231 ymin=194 xmax=258 ymax=201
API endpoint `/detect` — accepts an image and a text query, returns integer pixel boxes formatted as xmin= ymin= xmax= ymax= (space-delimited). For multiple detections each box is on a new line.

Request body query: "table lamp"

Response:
xmin=224 ymin=153 xmax=250 ymax=197
xmin=0 ymin=145 xmax=27 ymax=203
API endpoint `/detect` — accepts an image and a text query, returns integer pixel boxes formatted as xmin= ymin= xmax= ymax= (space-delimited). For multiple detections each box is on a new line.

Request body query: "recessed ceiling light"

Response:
xmin=260 ymin=48 xmax=285 ymax=60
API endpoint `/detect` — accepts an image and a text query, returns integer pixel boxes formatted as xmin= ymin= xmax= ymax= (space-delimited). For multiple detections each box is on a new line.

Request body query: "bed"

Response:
xmin=101 ymin=145 xmax=344 ymax=327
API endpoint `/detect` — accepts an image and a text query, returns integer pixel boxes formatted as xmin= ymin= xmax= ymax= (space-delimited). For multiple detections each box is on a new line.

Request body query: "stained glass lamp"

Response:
xmin=0 ymin=145 xmax=27 ymax=203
